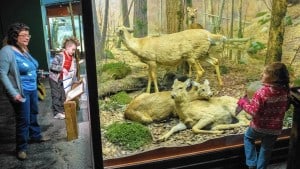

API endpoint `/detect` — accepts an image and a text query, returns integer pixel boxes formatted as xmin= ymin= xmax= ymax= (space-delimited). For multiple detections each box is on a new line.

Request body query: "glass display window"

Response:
xmin=81 ymin=0 xmax=298 ymax=168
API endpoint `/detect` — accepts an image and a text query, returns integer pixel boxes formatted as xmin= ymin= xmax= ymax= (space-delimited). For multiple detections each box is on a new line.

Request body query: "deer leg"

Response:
xmin=212 ymin=112 xmax=250 ymax=130
xmin=146 ymin=69 xmax=152 ymax=93
xmin=192 ymin=116 xmax=224 ymax=134
xmin=211 ymin=123 xmax=245 ymax=130
xmin=146 ymin=62 xmax=159 ymax=93
xmin=205 ymin=56 xmax=223 ymax=86
xmin=187 ymin=59 xmax=204 ymax=82
xmin=158 ymin=121 xmax=187 ymax=141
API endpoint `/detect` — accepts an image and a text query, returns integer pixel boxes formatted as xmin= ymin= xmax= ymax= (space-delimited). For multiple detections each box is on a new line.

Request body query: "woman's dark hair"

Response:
xmin=263 ymin=62 xmax=290 ymax=87
xmin=5 ymin=22 xmax=30 ymax=52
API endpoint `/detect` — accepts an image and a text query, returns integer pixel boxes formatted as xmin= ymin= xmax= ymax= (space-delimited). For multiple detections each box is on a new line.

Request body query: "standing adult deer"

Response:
xmin=116 ymin=26 xmax=225 ymax=93
xmin=187 ymin=7 xmax=204 ymax=29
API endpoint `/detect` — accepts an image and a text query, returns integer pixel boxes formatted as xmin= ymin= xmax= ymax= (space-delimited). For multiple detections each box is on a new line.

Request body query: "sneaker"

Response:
xmin=17 ymin=151 xmax=27 ymax=160
xmin=54 ymin=113 xmax=65 ymax=119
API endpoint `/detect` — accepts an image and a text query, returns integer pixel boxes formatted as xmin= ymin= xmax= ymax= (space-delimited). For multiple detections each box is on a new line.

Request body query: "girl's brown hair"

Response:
xmin=263 ymin=62 xmax=290 ymax=87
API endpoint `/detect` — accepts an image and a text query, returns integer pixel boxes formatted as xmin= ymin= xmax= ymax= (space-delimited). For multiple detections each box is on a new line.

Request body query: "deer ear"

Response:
xmin=185 ymin=79 xmax=192 ymax=87
xmin=191 ymin=81 xmax=200 ymax=87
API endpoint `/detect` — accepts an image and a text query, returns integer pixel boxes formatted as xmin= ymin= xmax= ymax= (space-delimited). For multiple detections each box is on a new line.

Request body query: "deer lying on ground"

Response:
xmin=159 ymin=79 xmax=251 ymax=141
xmin=116 ymin=26 xmax=225 ymax=93
xmin=124 ymin=79 xmax=213 ymax=124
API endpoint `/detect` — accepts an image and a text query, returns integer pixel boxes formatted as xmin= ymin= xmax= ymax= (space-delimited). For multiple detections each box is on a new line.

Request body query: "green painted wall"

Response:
xmin=0 ymin=0 xmax=48 ymax=70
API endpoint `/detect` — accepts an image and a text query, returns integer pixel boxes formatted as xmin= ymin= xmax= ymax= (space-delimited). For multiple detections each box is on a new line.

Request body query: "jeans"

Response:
xmin=244 ymin=127 xmax=278 ymax=169
xmin=15 ymin=89 xmax=41 ymax=151
xmin=49 ymin=78 xmax=65 ymax=116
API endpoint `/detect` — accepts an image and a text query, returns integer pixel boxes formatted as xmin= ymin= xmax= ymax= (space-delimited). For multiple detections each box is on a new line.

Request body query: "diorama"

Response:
xmin=92 ymin=0 xmax=300 ymax=168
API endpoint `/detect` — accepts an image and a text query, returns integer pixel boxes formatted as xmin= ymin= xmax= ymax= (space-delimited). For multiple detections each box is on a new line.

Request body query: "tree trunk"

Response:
xmin=229 ymin=0 xmax=234 ymax=60
xmin=184 ymin=0 xmax=193 ymax=30
xmin=214 ymin=0 xmax=225 ymax=33
xmin=237 ymin=0 xmax=243 ymax=38
xmin=265 ymin=0 xmax=287 ymax=64
xmin=93 ymin=0 xmax=102 ymax=59
xmin=166 ymin=0 xmax=184 ymax=33
xmin=121 ymin=0 xmax=130 ymax=27
xmin=202 ymin=0 xmax=206 ymax=28
xmin=236 ymin=0 xmax=243 ymax=62
xmin=99 ymin=0 xmax=109 ymax=59
xmin=133 ymin=0 xmax=148 ymax=37
xmin=208 ymin=0 xmax=214 ymax=30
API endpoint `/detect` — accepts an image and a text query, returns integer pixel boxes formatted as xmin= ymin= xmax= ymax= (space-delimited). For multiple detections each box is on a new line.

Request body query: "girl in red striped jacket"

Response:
xmin=237 ymin=62 xmax=290 ymax=169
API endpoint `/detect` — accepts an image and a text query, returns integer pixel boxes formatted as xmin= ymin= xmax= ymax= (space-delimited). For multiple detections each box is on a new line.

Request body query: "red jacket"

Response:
xmin=242 ymin=84 xmax=289 ymax=135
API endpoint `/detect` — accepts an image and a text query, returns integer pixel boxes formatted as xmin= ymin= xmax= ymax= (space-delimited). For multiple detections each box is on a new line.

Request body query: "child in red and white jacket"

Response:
xmin=49 ymin=37 xmax=80 ymax=120
xmin=237 ymin=62 xmax=290 ymax=169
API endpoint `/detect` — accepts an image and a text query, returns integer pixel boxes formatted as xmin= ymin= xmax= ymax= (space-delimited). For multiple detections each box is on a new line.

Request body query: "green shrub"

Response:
xmin=105 ymin=49 xmax=115 ymax=59
xmin=101 ymin=62 xmax=132 ymax=80
xmin=105 ymin=122 xmax=152 ymax=150
xmin=247 ymin=41 xmax=266 ymax=55
xmin=110 ymin=91 xmax=132 ymax=105
xmin=285 ymin=16 xmax=293 ymax=26
xmin=99 ymin=91 xmax=132 ymax=111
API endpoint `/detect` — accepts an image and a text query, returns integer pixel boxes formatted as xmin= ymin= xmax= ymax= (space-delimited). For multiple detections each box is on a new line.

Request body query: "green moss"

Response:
xmin=110 ymin=91 xmax=132 ymax=105
xmin=101 ymin=62 xmax=132 ymax=80
xmin=99 ymin=91 xmax=132 ymax=111
xmin=105 ymin=122 xmax=152 ymax=150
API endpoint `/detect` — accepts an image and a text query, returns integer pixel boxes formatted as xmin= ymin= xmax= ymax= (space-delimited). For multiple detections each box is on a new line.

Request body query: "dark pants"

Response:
xmin=49 ymin=78 xmax=65 ymax=116
xmin=14 ymin=89 xmax=41 ymax=151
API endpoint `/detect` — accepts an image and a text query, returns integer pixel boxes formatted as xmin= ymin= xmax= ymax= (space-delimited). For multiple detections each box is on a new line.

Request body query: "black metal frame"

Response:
xmin=81 ymin=1 xmax=103 ymax=169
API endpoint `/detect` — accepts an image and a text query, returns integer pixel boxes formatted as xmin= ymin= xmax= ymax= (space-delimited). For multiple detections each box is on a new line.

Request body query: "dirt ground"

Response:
xmin=0 ymin=78 xmax=93 ymax=169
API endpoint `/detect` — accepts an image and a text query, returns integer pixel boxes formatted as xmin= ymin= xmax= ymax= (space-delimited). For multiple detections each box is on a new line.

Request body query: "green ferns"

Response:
xmin=105 ymin=122 xmax=152 ymax=150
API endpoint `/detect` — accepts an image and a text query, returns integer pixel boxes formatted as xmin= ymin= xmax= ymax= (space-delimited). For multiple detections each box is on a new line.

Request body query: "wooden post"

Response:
xmin=287 ymin=87 xmax=300 ymax=169
xmin=64 ymin=101 xmax=78 ymax=141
